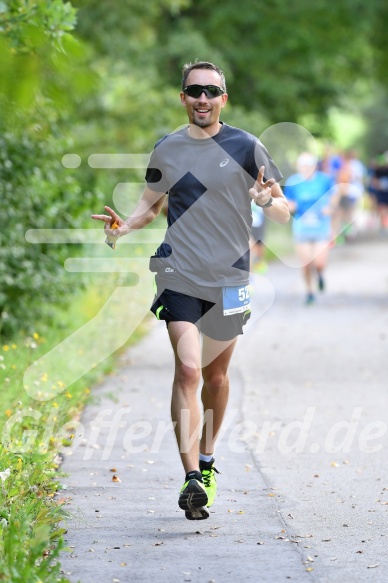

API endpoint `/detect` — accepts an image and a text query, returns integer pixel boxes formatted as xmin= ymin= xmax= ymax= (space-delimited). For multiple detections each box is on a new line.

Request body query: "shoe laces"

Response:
xmin=201 ymin=465 xmax=220 ymax=487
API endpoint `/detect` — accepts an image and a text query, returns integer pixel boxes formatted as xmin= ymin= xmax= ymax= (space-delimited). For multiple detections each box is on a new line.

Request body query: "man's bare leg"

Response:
xmin=168 ymin=321 xmax=210 ymax=519
xmin=296 ymin=242 xmax=314 ymax=299
xmin=199 ymin=335 xmax=238 ymax=456
xmin=168 ymin=321 xmax=202 ymax=473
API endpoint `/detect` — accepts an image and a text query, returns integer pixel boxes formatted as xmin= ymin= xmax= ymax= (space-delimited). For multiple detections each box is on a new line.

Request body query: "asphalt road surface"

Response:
xmin=60 ymin=235 xmax=388 ymax=583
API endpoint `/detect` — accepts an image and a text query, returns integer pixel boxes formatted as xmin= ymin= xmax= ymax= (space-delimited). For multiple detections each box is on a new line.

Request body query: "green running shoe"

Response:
xmin=178 ymin=472 xmax=209 ymax=520
xmin=200 ymin=459 xmax=220 ymax=507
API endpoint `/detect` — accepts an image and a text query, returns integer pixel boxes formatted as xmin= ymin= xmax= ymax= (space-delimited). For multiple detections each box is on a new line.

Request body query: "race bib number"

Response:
xmin=222 ymin=285 xmax=251 ymax=316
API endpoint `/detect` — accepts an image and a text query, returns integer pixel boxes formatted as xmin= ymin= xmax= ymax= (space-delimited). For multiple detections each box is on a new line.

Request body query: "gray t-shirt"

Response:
xmin=146 ymin=122 xmax=282 ymax=294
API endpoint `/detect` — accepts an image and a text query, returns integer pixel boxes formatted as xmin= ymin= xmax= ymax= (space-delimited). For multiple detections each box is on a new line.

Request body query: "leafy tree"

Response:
xmin=361 ymin=88 xmax=388 ymax=158
xmin=155 ymin=0 xmax=386 ymax=127
xmin=0 ymin=1 xmax=94 ymax=337
xmin=72 ymin=0 xmax=190 ymax=64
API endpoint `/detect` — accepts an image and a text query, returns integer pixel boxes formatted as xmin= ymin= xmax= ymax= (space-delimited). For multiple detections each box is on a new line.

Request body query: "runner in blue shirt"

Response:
xmin=284 ymin=153 xmax=336 ymax=304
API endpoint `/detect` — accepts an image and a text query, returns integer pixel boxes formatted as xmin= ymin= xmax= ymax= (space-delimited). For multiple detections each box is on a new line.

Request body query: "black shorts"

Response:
xmin=150 ymin=285 xmax=251 ymax=341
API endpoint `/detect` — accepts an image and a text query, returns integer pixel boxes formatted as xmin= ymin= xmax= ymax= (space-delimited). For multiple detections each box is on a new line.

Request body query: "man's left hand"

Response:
xmin=249 ymin=165 xmax=275 ymax=207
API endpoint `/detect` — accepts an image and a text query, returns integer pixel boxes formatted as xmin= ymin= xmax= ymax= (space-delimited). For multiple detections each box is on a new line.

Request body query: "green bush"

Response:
xmin=0 ymin=127 xmax=87 ymax=337
xmin=0 ymin=0 xmax=97 ymax=338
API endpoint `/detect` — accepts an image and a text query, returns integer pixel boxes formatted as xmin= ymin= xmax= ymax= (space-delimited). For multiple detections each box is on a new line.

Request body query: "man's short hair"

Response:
xmin=181 ymin=61 xmax=226 ymax=92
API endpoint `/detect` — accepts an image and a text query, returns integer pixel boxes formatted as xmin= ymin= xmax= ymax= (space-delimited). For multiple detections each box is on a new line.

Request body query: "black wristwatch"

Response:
xmin=256 ymin=196 xmax=273 ymax=208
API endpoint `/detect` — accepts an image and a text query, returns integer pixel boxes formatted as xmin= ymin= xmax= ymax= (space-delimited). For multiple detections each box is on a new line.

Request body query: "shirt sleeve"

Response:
xmin=145 ymin=143 xmax=170 ymax=193
xmin=251 ymin=139 xmax=283 ymax=183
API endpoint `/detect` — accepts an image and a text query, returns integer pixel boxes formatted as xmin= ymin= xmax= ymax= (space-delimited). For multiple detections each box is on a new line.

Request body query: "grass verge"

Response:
xmin=0 ymin=245 xmax=153 ymax=582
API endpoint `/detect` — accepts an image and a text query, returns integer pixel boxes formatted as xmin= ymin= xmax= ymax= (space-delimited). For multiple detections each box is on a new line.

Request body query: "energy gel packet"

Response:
xmin=105 ymin=220 xmax=119 ymax=249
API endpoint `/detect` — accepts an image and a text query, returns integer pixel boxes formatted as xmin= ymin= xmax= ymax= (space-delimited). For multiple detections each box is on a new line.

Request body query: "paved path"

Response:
xmin=60 ymin=236 xmax=388 ymax=583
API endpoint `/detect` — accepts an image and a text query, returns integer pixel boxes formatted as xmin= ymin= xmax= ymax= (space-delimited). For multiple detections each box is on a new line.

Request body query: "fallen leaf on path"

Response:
xmin=112 ymin=475 xmax=121 ymax=482
xmin=368 ymin=565 xmax=379 ymax=569
xmin=56 ymin=497 xmax=71 ymax=505
xmin=110 ymin=468 xmax=117 ymax=472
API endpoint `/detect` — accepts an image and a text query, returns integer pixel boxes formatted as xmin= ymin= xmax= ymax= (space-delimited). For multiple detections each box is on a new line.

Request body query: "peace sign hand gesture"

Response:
xmin=249 ymin=166 xmax=275 ymax=207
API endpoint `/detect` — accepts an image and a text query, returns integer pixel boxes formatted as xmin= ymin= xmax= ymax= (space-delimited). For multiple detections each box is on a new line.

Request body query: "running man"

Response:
xmin=284 ymin=152 xmax=336 ymax=305
xmin=92 ymin=61 xmax=290 ymax=519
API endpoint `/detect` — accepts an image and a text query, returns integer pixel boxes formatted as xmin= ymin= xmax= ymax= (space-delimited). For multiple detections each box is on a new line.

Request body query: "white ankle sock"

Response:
xmin=199 ymin=452 xmax=214 ymax=463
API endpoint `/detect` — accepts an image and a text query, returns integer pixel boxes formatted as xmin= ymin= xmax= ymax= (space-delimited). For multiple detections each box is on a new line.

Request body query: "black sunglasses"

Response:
xmin=183 ymin=84 xmax=225 ymax=99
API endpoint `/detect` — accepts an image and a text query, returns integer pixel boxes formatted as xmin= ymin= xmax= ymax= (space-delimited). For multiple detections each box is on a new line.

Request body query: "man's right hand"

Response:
xmin=91 ymin=206 xmax=130 ymax=240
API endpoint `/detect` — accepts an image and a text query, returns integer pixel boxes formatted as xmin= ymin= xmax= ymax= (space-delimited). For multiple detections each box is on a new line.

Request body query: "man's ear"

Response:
xmin=180 ymin=92 xmax=186 ymax=106
xmin=220 ymin=93 xmax=228 ymax=108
